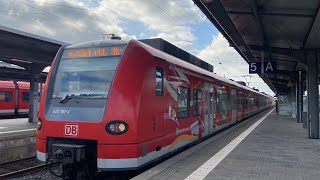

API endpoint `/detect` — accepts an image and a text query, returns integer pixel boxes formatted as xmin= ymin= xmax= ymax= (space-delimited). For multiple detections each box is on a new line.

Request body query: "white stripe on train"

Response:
xmin=37 ymin=142 xmax=191 ymax=169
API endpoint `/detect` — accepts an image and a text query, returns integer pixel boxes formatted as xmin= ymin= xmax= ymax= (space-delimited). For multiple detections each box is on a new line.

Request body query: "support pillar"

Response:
xmin=303 ymin=74 xmax=308 ymax=129
xmin=28 ymin=74 xmax=39 ymax=123
xmin=27 ymin=64 xmax=44 ymax=123
xmin=296 ymin=71 xmax=302 ymax=123
xmin=39 ymin=83 xmax=43 ymax=102
xmin=307 ymin=50 xmax=319 ymax=139
xmin=291 ymin=84 xmax=296 ymax=118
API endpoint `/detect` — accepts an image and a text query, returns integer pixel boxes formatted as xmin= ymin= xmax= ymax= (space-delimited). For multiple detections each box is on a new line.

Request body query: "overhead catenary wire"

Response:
xmin=148 ymin=0 xmax=210 ymax=48
xmin=0 ymin=11 xmax=80 ymax=34
xmin=147 ymin=0 xmax=241 ymax=74
xmin=12 ymin=0 xmax=103 ymax=34
xmin=176 ymin=0 xmax=217 ymax=35
xmin=20 ymin=0 xmax=114 ymax=13
xmin=90 ymin=0 xmax=145 ymax=32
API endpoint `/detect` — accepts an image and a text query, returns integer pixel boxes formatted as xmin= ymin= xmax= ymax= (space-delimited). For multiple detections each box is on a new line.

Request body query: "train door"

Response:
xmin=237 ymin=89 xmax=243 ymax=121
xmin=18 ymin=89 xmax=30 ymax=115
xmin=209 ymin=84 xmax=215 ymax=134
xmin=0 ymin=89 xmax=14 ymax=115
xmin=154 ymin=65 xmax=165 ymax=137
xmin=202 ymin=82 xmax=214 ymax=137
xmin=231 ymin=89 xmax=236 ymax=124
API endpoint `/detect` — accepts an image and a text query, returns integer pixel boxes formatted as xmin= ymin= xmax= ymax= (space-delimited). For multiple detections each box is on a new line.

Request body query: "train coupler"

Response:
xmin=48 ymin=144 xmax=91 ymax=180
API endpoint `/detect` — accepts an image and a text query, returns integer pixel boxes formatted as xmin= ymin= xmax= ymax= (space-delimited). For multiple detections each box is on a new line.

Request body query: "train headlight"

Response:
xmin=37 ymin=118 xmax=42 ymax=130
xmin=105 ymin=121 xmax=128 ymax=135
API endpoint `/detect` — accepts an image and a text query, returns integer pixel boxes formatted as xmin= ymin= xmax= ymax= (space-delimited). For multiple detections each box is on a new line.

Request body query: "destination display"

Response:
xmin=62 ymin=46 xmax=125 ymax=58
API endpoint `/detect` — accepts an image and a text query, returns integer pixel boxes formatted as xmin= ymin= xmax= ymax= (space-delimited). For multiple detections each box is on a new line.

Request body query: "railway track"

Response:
xmin=0 ymin=156 xmax=49 ymax=179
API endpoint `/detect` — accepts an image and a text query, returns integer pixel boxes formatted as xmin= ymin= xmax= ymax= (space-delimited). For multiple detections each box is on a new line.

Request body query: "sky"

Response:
xmin=0 ymin=0 xmax=274 ymax=96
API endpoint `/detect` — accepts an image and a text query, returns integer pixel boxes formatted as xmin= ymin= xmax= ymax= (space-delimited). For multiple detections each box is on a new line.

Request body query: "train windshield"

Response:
xmin=52 ymin=56 xmax=119 ymax=99
xmin=45 ymin=45 xmax=126 ymax=122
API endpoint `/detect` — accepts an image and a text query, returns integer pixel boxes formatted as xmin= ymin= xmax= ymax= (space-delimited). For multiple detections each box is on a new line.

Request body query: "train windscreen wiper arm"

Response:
xmin=78 ymin=94 xmax=105 ymax=98
xmin=59 ymin=94 xmax=75 ymax=103
xmin=59 ymin=94 xmax=105 ymax=103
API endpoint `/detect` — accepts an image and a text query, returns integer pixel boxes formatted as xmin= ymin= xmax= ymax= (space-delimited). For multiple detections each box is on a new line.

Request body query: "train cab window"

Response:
xmin=52 ymin=56 xmax=121 ymax=99
xmin=156 ymin=67 xmax=163 ymax=96
xmin=193 ymin=89 xmax=202 ymax=116
xmin=0 ymin=92 xmax=12 ymax=102
xmin=22 ymin=92 xmax=29 ymax=103
xmin=177 ymin=87 xmax=190 ymax=118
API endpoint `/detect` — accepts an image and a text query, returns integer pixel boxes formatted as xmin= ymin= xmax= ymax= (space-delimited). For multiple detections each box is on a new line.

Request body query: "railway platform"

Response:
xmin=133 ymin=109 xmax=320 ymax=180
xmin=0 ymin=118 xmax=36 ymax=135
xmin=0 ymin=118 xmax=36 ymax=163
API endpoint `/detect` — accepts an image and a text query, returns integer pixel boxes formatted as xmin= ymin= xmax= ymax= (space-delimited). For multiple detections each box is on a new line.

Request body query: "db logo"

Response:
xmin=64 ymin=124 xmax=79 ymax=136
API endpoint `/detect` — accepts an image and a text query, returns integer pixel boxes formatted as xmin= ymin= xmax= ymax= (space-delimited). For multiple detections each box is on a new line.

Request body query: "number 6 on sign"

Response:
xmin=251 ymin=62 xmax=257 ymax=72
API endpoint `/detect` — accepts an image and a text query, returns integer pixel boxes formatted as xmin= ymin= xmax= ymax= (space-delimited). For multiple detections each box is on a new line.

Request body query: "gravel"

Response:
xmin=8 ymin=169 xmax=62 ymax=180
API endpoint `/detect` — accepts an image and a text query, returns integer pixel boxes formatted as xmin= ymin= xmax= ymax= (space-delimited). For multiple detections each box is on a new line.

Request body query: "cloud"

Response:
xmin=0 ymin=0 xmax=273 ymax=95
xmin=0 ymin=0 xmax=206 ymax=47
xmin=197 ymin=33 xmax=275 ymax=96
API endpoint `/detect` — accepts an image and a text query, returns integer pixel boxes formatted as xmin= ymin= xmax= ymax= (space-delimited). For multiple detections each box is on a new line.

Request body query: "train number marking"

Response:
xmin=53 ymin=109 xmax=70 ymax=114
xmin=64 ymin=124 xmax=78 ymax=136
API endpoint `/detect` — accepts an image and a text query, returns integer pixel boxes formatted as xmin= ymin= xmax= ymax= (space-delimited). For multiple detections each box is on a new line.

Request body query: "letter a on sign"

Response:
xmin=265 ymin=62 xmax=273 ymax=72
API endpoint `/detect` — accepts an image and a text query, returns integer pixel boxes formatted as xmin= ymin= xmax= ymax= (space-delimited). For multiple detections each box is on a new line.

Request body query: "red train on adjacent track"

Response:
xmin=36 ymin=39 xmax=274 ymax=179
xmin=0 ymin=81 xmax=30 ymax=116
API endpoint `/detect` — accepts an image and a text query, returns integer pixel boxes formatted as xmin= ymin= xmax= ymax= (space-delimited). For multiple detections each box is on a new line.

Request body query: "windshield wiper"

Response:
xmin=59 ymin=94 xmax=105 ymax=103
xmin=59 ymin=94 xmax=75 ymax=103
xmin=78 ymin=94 xmax=105 ymax=98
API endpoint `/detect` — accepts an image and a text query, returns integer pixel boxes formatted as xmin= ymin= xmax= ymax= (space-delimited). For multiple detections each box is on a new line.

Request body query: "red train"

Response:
xmin=36 ymin=39 xmax=274 ymax=179
xmin=0 ymin=81 xmax=30 ymax=116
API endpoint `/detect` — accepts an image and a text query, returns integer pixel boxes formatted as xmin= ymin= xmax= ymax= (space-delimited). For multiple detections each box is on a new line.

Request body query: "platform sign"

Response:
xmin=249 ymin=62 xmax=276 ymax=74
xmin=249 ymin=62 xmax=261 ymax=74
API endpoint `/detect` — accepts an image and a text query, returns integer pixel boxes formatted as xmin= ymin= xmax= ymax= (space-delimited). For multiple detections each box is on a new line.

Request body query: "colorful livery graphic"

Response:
xmin=0 ymin=81 xmax=30 ymax=116
xmin=36 ymin=39 xmax=274 ymax=179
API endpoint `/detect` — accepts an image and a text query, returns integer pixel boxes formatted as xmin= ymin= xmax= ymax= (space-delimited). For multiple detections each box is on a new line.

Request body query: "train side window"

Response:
xmin=155 ymin=67 xmax=163 ymax=96
xmin=177 ymin=87 xmax=190 ymax=118
xmin=193 ymin=89 xmax=202 ymax=116
xmin=221 ymin=93 xmax=228 ymax=112
xmin=231 ymin=93 xmax=236 ymax=110
xmin=216 ymin=92 xmax=221 ymax=113
xmin=209 ymin=92 xmax=213 ymax=113
xmin=0 ymin=92 xmax=12 ymax=102
xmin=228 ymin=94 xmax=232 ymax=110
xmin=22 ymin=92 xmax=29 ymax=103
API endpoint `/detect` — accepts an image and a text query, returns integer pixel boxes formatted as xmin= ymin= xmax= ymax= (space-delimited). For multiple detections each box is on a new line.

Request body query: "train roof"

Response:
xmin=65 ymin=39 xmax=128 ymax=49
xmin=0 ymin=81 xmax=30 ymax=89
xmin=133 ymin=40 xmax=270 ymax=98
xmin=17 ymin=82 xmax=30 ymax=89
xmin=61 ymin=38 xmax=271 ymax=98
xmin=0 ymin=81 xmax=14 ymax=88
xmin=139 ymin=38 xmax=213 ymax=73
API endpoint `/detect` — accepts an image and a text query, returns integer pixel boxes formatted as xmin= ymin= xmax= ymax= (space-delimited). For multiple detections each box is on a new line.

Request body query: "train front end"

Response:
xmin=36 ymin=40 xmax=130 ymax=179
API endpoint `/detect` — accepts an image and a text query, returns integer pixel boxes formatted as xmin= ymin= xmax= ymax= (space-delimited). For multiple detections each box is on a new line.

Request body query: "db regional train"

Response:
xmin=36 ymin=39 xmax=274 ymax=179
xmin=0 ymin=81 xmax=30 ymax=116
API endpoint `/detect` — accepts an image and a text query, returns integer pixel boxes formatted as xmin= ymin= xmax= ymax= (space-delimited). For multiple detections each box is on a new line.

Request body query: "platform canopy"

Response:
xmin=0 ymin=25 xmax=68 ymax=82
xmin=194 ymin=0 xmax=320 ymax=94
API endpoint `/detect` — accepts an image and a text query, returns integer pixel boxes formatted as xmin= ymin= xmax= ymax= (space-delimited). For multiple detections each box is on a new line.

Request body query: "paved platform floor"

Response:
xmin=0 ymin=118 xmax=36 ymax=138
xmin=133 ymin=109 xmax=320 ymax=180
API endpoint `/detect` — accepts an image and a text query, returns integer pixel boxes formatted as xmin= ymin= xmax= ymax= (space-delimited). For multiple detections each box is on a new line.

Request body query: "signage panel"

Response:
xmin=249 ymin=62 xmax=276 ymax=74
